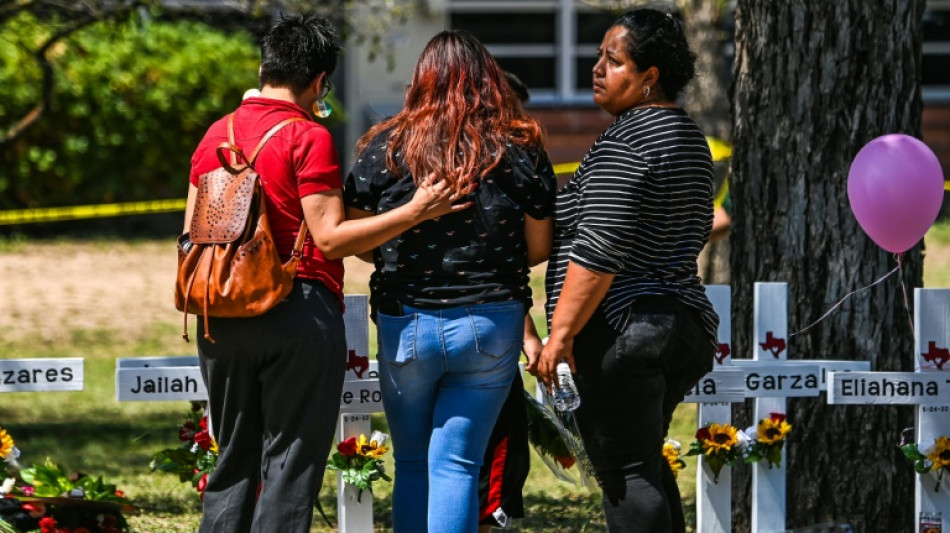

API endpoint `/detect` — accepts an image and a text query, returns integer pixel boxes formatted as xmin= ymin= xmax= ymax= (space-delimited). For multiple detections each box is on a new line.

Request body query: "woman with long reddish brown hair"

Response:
xmin=344 ymin=30 xmax=556 ymax=533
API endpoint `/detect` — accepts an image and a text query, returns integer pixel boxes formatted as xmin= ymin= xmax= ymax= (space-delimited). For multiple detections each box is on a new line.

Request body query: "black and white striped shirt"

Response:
xmin=545 ymin=106 xmax=719 ymax=346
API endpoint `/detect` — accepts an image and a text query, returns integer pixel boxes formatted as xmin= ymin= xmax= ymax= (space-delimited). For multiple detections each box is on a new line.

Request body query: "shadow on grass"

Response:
xmin=311 ymin=489 xmax=607 ymax=532
xmin=5 ymin=412 xmax=191 ymax=476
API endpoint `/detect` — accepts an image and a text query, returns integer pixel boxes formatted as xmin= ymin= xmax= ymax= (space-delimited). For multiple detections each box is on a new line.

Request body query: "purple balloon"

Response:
xmin=847 ymin=134 xmax=945 ymax=253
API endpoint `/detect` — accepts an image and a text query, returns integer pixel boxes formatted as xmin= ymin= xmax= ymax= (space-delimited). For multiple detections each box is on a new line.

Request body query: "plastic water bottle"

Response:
xmin=552 ymin=361 xmax=581 ymax=412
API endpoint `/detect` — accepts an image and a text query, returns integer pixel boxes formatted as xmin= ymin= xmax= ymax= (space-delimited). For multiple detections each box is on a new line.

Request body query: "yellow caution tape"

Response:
xmin=706 ymin=136 xmax=733 ymax=162
xmin=0 ymin=199 xmax=186 ymax=226
xmin=553 ymin=162 xmax=580 ymax=175
xmin=714 ymin=179 xmax=730 ymax=210
xmin=553 ymin=136 xmax=733 ymax=178
xmin=3 ymin=135 xmax=945 ymax=225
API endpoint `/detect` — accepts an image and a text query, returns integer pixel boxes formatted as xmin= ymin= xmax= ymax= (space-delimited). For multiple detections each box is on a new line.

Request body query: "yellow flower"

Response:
xmin=757 ymin=417 xmax=792 ymax=445
xmin=927 ymin=436 xmax=950 ymax=470
xmin=662 ymin=441 xmax=683 ymax=477
xmin=357 ymin=434 xmax=389 ymax=459
xmin=210 ymin=439 xmax=219 ymax=455
xmin=0 ymin=428 xmax=13 ymax=460
xmin=702 ymin=423 xmax=738 ymax=455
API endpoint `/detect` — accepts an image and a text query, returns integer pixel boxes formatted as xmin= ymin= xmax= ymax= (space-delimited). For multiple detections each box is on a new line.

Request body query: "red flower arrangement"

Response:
xmin=149 ymin=402 xmax=218 ymax=499
xmin=326 ymin=432 xmax=392 ymax=502
xmin=0 ymin=426 xmax=131 ymax=533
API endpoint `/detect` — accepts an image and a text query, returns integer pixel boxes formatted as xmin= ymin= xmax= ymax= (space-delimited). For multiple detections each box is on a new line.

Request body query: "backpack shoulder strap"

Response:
xmin=248 ymin=117 xmax=307 ymax=165
xmin=245 ymin=116 xmax=310 ymax=260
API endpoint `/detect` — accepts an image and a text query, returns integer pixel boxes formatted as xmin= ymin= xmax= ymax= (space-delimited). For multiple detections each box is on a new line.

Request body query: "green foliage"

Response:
xmin=0 ymin=13 xmax=261 ymax=209
xmin=19 ymin=459 xmax=75 ymax=498
xmin=149 ymin=406 xmax=217 ymax=495
xmin=18 ymin=459 xmax=127 ymax=503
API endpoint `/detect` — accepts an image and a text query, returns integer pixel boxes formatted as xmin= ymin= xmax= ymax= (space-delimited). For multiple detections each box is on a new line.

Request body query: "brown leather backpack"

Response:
xmin=175 ymin=114 xmax=307 ymax=342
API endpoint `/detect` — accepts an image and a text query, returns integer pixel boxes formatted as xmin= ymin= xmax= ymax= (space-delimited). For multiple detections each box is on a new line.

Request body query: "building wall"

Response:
xmin=342 ymin=1 xmax=950 ymax=189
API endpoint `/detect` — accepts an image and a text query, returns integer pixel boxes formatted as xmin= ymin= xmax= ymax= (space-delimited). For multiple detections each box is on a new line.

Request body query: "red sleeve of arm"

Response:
xmin=294 ymin=125 xmax=342 ymax=197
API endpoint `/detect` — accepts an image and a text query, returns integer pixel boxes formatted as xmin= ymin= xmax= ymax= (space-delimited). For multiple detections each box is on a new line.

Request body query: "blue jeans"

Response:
xmin=376 ymin=300 xmax=524 ymax=533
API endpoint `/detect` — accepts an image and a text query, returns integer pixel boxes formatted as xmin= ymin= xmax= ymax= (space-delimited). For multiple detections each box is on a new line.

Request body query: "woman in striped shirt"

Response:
xmin=531 ymin=10 xmax=720 ymax=533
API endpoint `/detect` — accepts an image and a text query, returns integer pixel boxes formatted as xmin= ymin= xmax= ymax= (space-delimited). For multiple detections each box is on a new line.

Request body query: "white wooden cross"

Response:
xmin=334 ymin=294 xmax=384 ymax=533
xmin=828 ymin=288 xmax=950 ymax=531
xmin=688 ymin=283 xmax=868 ymax=533
xmin=734 ymin=282 xmax=873 ymax=533
xmin=685 ymin=284 xmax=743 ymax=533
xmin=688 ymin=283 xmax=822 ymax=533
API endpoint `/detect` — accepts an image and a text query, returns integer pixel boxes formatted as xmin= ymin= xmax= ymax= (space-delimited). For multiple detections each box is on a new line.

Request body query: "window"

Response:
xmin=924 ymin=4 xmax=950 ymax=102
xmin=448 ymin=1 xmax=613 ymax=104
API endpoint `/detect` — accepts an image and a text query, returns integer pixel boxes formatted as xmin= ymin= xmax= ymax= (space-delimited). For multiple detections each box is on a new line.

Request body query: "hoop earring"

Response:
xmin=642 ymin=86 xmax=651 ymax=98
xmin=312 ymin=98 xmax=332 ymax=119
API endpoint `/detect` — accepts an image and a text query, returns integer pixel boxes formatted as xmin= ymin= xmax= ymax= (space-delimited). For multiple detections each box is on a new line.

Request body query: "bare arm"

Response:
xmin=304 ymin=178 xmax=469 ymax=260
xmin=524 ymin=215 xmax=553 ymax=267
xmin=535 ymin=261 xmax=614 ymax=388
xmin=182 ymin=184 xmax=198 ymax=233
xmin=345 ymin=207 xmax=376 ymax=262
xmin=522 ymin=313 xmax=543 ymax=371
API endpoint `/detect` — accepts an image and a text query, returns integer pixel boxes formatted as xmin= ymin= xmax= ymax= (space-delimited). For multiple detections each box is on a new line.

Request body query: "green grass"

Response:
xmin=3 ymin=220 xmax=948 ymax=532
xmin=925 ymin=218 xmax=950 ymax=287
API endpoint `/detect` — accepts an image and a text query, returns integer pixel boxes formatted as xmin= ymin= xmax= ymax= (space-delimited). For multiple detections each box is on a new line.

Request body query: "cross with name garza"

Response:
xmin=686 ymin=282 xmax=869 ymax=533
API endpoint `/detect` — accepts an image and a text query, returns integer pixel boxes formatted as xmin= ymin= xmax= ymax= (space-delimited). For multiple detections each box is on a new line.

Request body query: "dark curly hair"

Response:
xmin=259 ymin=14 xmax=340 ymax=95
xmin=612 ymin=9 xmax=696 ymax=100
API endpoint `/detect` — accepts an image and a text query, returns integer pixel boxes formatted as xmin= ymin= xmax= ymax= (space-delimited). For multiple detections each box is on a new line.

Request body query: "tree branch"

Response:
xmin=0 ymin=1 xmax=142 ymax=147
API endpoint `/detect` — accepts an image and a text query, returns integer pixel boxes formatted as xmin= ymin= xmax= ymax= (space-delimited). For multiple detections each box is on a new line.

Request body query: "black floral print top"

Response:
xmin=344 ymin=132 xmax=557 ymax=314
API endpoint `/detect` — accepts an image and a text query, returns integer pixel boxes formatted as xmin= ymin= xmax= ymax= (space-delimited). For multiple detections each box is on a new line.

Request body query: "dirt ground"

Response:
xmin=1 ymin=236 xmax=945 ymax=346
xmin=0 ymin=239 xmax=375 ymax=345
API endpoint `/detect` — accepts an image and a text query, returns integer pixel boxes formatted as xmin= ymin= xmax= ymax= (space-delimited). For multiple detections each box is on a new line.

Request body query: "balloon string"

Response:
xmin=897 ymin=252 xmax=915 ymax=337
xmin=789 ymin=262 xmax=901 ymax=337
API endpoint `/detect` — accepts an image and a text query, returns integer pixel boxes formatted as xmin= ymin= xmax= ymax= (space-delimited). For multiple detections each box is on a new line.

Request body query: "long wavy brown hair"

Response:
xmin=357 ymin=30 xmax=545 ymax=193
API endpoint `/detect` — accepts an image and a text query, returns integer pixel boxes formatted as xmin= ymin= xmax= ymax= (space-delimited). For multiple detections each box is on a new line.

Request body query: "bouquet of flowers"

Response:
xmin=326 ymin=432 xmax=391 ymax=502
xmin=524 ymin=390 xmax=577 ymax=471
xmin=743 ymin=412 xmax=793 ymax=468
xmin=149 ymin=402 xmax=218 ymax=499
xmin=662 ymin=439 xmax=686 ymax=478
xmin=685 ymin=423 xmax=748 ymax=483
xmin=526 ymin=390 xmax=598 ymax=489
xmin=900 ymin=433 xmax=950 ymax=492
xmin=0 ymin=426 xmax=132 ymax=533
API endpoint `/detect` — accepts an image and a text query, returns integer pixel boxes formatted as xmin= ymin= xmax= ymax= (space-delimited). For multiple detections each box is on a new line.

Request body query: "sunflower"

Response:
xmin=701 ymin=423 xmax=739 ymax=455
xmin=357 ymin=433 xmax=389 ymax=459
xmin=757 ymin=416 xmax=792 ymax=445
xmin=662 ymin=440 xmax=685 ymax=477
xmin=927 ymin=436 xmax=950 ymax=470
xmin=0 ymin=427 xmax=13 ymax=460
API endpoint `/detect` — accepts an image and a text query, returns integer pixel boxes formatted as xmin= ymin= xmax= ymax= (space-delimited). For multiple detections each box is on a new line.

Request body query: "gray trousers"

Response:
xmin=196 ymin=280 xmax=346 ymax=533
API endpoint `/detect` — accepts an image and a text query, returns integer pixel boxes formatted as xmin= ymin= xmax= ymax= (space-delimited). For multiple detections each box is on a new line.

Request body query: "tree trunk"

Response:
xmin=730 ymin=1 xmax=924 ymax=532
xmin=682 ymin=0 xmax=731 ymax=141
xmin=682 ymin=0 xmax=732 ymax=285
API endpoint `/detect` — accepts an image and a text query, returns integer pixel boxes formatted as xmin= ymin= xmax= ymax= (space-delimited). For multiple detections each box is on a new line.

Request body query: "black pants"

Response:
xmin=573 ymin=297 xmax=714 ymax=533
xmin=478 ymin=372 xmax=529 ymax=526
xmin=196 ymin=280 xmax=346 ymax=533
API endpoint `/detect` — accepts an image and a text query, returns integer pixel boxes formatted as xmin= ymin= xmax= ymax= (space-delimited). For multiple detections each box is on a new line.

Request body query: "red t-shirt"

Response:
xmin=189 ymin=97 xmax=344 ymax=302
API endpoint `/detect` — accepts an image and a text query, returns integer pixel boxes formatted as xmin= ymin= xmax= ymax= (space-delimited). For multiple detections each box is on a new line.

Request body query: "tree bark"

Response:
xmin=730 ymin=1 xmax=924 ymax=532
xmin=682 ymin=0 xmax=730 ymax=141
xmin=681 ymin=0 xmax=732 ymax=284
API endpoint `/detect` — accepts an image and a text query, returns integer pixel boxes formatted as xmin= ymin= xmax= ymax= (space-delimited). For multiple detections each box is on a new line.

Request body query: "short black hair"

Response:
xmin=259 ymin=14 xmax=340 ymax=95
xmin=612 ymin=9 xmax=696 ymax=100
xmin=503 ymin=71 xmax=530 ymax=104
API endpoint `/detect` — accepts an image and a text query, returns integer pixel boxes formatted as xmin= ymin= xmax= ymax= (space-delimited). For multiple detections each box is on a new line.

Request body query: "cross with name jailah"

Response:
xmin=115 ymin=295 xmax=383 ymax=533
